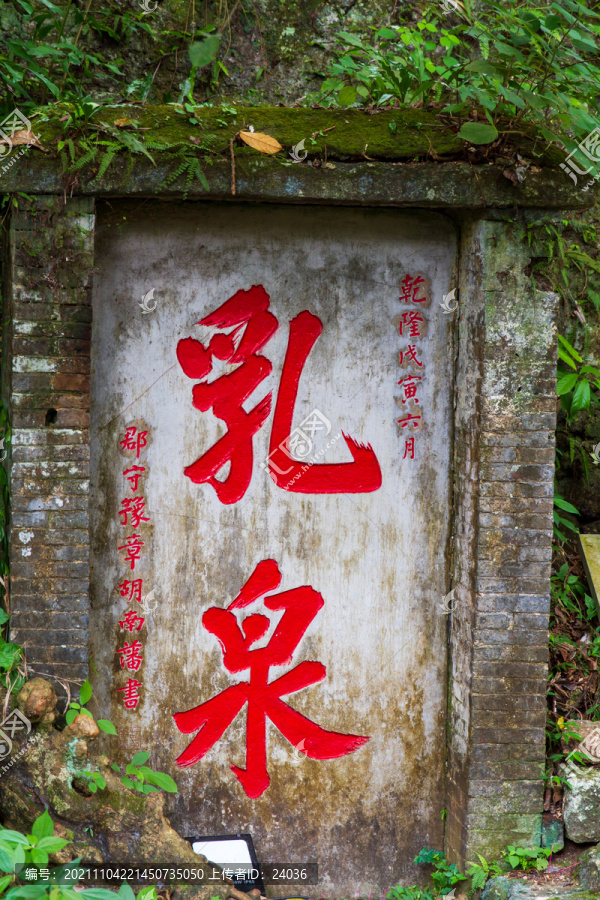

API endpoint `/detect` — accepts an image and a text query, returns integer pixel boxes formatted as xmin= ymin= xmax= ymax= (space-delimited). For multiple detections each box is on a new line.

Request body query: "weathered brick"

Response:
xmin=52 ymin=373 xmax=90 ymax=392
xmin=8 ymin=196 xmax=93 ymax=686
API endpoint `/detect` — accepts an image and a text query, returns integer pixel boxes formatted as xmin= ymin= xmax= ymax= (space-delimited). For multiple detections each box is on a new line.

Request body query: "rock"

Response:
xmin=561 ymin=761 xmax=600 ymax=842
xmin=579 ymin=843 xmax=600 ymax=892
xmin=0 ymin=722 xmax=248 ymax=900
xmin=63 ymin=714 xmax=99 ymax=740
xmin=17 ymin=677 xmax=57 ymax=721
xmin=541 ymin=817 xmax=564 ymax=852
xmin=482 ymin=875 xmax=595 ymax=899
xmin=482 ymin=878 xmax=510 ymax=900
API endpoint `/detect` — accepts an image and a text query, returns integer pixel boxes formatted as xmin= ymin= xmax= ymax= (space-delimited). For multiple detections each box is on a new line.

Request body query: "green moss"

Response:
xmin=34 ymin=104 xmax=464 ymax=160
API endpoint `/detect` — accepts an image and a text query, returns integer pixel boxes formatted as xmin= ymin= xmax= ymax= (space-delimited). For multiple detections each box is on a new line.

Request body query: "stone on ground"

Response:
xmin=578 ymin=843 xmax=600 ymax=892
xmin=561 ymin=761 xmax=600 ymax=843
xmin=482 ymin=875 xmax=596 ymax=899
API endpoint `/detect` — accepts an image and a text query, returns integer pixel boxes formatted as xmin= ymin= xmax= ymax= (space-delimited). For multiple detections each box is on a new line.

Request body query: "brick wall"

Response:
xmin=6 ymin=196 xmax=95 ymax=685
xmin=446 ymin=215 xmax=558 ymax=862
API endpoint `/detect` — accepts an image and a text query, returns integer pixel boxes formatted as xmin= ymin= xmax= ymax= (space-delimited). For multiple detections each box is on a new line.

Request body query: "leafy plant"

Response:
xmin=502 ymin=844 xmax=553 ymax=872
xmin=414 ymin=848 xmax=466 ymax=896
xmin=66 ymin=681 xmax=177 ymax=797
xmin=557 ymin=334 xmax=600 ymax=421
xmin=551 ymin=562 xmax=596 ymax=625
xmin=553 ymin=494 xmax=579 ymax=543
xmin=65 ymin=679 xmax=115 ymax=734
xmin=388 ymin=849 xmax=466 ymax=900
xmin=315 ymin=0 xmax=600 ymax=156
xmin=388 ymin=888 xmax=434 ymax=900
xmin=0 ymin=813 xmax=159 ymax=899
xmin=465 ymin=854 xmax=503 ymax=895
xmin=108 ymin=750 xmax=177 ymax=796
xmin=0 ymin=0 xmax=152 ymax=119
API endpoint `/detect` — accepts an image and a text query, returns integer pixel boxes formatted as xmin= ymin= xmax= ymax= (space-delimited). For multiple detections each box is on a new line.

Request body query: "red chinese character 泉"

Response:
xmin=120 ymin=427 xmax=148 ymax=459
xmin=118 ymin=678 xmax=143 ymax=710
xmin=123 ymin=465 xmax=146 ymax=491
xmin=173 ymin=559 xmax=369 ymax=798
xmin=399 ymin=274 xmax=428 ymax=304
xmin=119 ymin=497 xmax=150 ymax=528
xmin=117 ymin=640 xmax=144 ymax=671
xmin=119 ymin=609 xmax=145 ymax=632
xmin=118 ymin=534 xmax=144 ymax=571
xmin=177 ymin=286 xmax=381 ymax=504
xmin=119 ymin=579 xmax=143 ymax=603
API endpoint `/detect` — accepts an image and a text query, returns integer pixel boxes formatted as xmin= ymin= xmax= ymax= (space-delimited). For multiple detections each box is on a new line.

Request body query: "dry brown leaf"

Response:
xmin=0 ymin=129 xmax=46 ymax=151
xmin=238 ymin=131 xmax=283 ymax=154
xmin=114 ymin=117 xmax=132 ymax=128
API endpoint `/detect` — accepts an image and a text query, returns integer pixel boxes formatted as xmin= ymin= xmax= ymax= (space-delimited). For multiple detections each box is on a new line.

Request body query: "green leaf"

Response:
xmin=557 ymin=372 xmax=578 ymax=395
xmin=79 ymin=679 xmax=92 ymax=706
xmin=29 ymin=849 xmax=47 ymax=866
xmin=118 ymin=884 xmax=135 ymax=900
xmin=125 ymin=765 xmax=140 ymax=777
xmin=81 ymin=890 xmax=125 ymax=900
xmin=0 ymin=848 xmax=13 ymax=874
xmin=5 ymin=887 xmax=48 ymax=900
xmin=558 ymin=334 xmax=583 ymax=363
xmin=139 ymin=769 xmax=178 ymax=793
xmin=571 ymin=379 xmax=591 ymax=414
xmin=558 ymin=347 xmax=577 ymax=370
xmin=131 ymin=751 xmax=150 ymax=766
xmin=96 ymin=719 xmax=117 ymax=735
xmin=338 ymin=85 xmax=358 ymax=106
xmin=137 ymin=888 xmax=157 ymax=900
xmin=544 ymin=14 xmax=563 ymax=29
xmin=508 ymin=855 xmax=520 ymax=867
xmin=465 ymin=60 xmax=500 ymax=76
xmin=60 ymin=889 xmax=85 ymax=900
xmin=458 ymin=122 xmax=499 ymax=144
xmin=0 ymin=832 xmax=30 ymax=847
xmin=188 ymin=35 xmax=220 ymax=70
xmin=0 ymin=874 xmax=13 ymax=893
xmin=120 ymin=777 xmax=135 ymax=790
xmin=35 ymin=837 xmax=69 ymax=852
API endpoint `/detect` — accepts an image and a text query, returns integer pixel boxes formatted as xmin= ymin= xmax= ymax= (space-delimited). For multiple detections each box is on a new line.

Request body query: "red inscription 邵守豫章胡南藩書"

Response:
xmin=172 ymin=558 xmax=369 ymax=798
xmin=116 ymin=426 xmax=152 ymax=712
xmin=176 ymin=285 xmax=382 ymax=504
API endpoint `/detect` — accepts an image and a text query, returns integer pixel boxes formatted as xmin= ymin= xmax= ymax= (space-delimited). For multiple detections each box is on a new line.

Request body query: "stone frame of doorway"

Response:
xmin=0 ymin=159 xmax=583 ymax=865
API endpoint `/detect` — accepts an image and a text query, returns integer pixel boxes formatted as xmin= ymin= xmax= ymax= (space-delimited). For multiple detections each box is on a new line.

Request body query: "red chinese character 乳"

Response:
xmin=177 ymin=286 xmax=382 ymax=502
